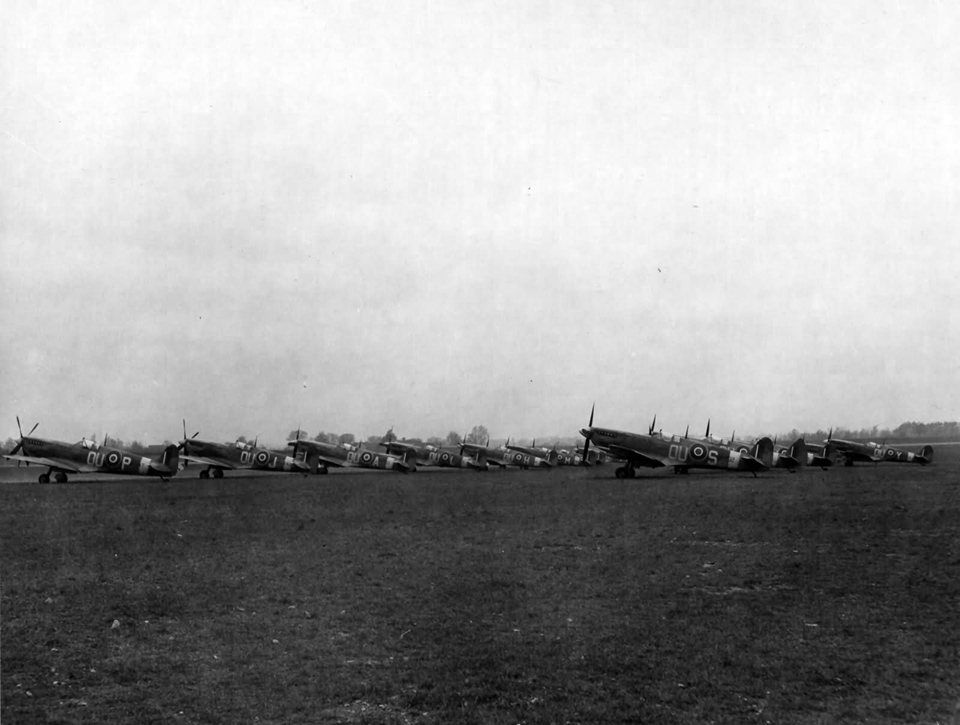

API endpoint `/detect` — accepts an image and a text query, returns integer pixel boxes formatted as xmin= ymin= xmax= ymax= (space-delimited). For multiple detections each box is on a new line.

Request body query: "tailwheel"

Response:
xmin=200 ymin=469 xmax=210 ymax=479
xmin=55 ymin=472 xmax=68 ymax=483
xmin=212 ymin=468 xmax=224 ymax=479
xmin=39 ymin=473 xmax=50 ymax=484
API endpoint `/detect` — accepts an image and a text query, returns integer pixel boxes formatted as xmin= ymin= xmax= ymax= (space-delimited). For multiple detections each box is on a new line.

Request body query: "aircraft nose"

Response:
xmin=580 ymin=428 xmax=592 ymax=439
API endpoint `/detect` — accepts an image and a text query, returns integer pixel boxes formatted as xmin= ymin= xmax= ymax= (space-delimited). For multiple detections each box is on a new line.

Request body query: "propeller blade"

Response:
xmin=648 ymin=413 xmax=656 ymax=435
xmin=705 ymin=418 xmax=711 ymax=439
xmin=10 ymin=442 xmax=22 ymax=456
xmin=581 ymin=404 xmax=594 ymax=465
xmin=27 ymin=422 xmax=38 ymax=436
xmin=589 ymin=402 xmax=595 ymax=428
xmin=684 ymin=425 xmax=689 ymax=439
xmin=16 ymin=416 xmax=23 ymax=437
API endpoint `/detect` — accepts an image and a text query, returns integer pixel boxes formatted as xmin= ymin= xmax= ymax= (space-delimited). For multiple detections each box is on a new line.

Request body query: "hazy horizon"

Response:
xmin=3 ymin=1 xmax=957 ymax=446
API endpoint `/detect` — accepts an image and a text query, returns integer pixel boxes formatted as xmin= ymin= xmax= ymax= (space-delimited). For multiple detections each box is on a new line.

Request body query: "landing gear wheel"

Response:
xmin=212 ymin=468 xmax=224 ymax=479
xmin=55 ymin=472 xmax=68 ymax=483
xmin=615 ymin=467 xmax=627 ymax=479
xmin=318 ymin=466 xmax=329 ymax=475
xmin=200 ymin=470 xmax=210 ymax=479
xmin=39 ymin=473 xmax=50 ymax=484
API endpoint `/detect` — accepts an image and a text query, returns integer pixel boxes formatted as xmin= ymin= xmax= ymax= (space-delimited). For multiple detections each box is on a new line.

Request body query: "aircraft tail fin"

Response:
xmin=789 ymin=438 xmax=808 ymax=469
xmin=753 ymin=437 xmax=774 ymax=467
xmin=812 ymin=442 xmax=838 ymax=468
xmin=160 ymin=444 xmax=180 ymax=475
xmin=399 ymin=449 xmax=417 ymax=473
xmin=918 ymin=445 xmax=934 ymax=464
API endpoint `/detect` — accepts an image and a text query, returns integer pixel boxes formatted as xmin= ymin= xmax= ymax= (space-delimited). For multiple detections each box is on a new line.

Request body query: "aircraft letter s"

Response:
xmin=708 ymin=450 xmax=719 ymax=465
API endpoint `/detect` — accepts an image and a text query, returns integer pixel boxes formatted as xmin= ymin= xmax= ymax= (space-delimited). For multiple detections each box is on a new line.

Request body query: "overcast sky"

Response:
xmin=2 ymin=0 xmax=958 ymax=446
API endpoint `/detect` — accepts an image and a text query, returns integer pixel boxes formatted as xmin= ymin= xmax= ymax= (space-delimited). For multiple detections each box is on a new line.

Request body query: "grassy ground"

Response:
xmin=3 ymin=450 xmax=960 ymax=724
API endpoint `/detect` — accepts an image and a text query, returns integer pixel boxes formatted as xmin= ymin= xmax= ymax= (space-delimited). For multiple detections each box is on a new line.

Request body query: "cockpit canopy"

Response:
xmin=79 ymin=438 xmax=100 ymax=450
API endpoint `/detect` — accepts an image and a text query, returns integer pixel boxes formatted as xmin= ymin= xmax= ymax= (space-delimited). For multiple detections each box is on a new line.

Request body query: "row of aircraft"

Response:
xmin=579 ymin=406 xmax=935 ymax=479
xmin=3 ymin=411 xmax=935 ymax=484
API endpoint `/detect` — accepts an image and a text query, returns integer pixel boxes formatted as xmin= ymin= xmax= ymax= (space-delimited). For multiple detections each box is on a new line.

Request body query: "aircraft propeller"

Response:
xmin=179 ymin=419 xmax=200 ymax=451
xmin=581 ymin=403 xmax=594 ymax=465
xmin=705 ymin=419 xmax=711 ymax=439
xmin=648 ymin=414 xmax=656 ymax=436
xmin=10 ymin=416 xmax=39 ymax=459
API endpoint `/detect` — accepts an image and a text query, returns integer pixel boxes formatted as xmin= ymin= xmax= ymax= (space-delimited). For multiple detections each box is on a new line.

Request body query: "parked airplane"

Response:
xmin=379 ymin=430 xmax=487 ymax=470
xmin=827 ymin=433 xmax=934 ymax=466
xmin=4 ymin=417 xmax=180 ymax=483
xmin=505 ymin=439 xmax=558 ymax=466
xmin=580 ymin=406 xmax=769 ymax=478
xmin=290 ymin=434 xmax=417 ymax=474
xmin=459 ymin=437 xmax=551 ymax=469
xmin=179 ymin=421 xmax=308 ymax=478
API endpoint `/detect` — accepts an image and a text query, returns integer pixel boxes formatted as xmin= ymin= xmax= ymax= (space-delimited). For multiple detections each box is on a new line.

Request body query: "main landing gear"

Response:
xmin=199 ymin=467 xmax=224 ymax=479
xmin=39 ymin=471 xmax=69 ymax=484
xmin=615 ymin=466 xmax=636 ymax=479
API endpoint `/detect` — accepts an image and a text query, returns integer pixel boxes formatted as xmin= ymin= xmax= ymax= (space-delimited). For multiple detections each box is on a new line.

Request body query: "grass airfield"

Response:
xmin=3 ymin=450 xmax=960 ymax=724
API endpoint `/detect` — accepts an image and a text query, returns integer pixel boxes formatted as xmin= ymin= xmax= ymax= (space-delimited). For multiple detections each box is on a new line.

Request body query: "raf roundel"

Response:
xmin=886 ymin=448 xmax=896 ymax=458
xmin=690 ymin=444 xmax=708 ymax=461
xmin=361 ymin=451 xmax=373 ymax=464
xmin=256 ymin=451 xmax=269 ymax=464
xmin=107 ymin=451 xmax=121 ymax=467
xmin=440 ymin=452 xmax=450 ymax=463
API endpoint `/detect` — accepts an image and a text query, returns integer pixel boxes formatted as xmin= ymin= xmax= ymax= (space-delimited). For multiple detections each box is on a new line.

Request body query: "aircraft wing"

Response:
xmin=839 ymin=449 xmax=879 ymax=464
xmin=311 ymin=454 xmax=346 ymax=468
xmin=2 ymin=454 xmax=85 ymax=473
xmin=602 ymin=445 xmax=667 ymax=469
xmin=181 ymin=455 xmax=241 ymax=470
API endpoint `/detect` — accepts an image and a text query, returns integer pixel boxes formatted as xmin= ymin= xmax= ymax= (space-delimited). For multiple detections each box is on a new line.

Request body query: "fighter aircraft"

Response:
xmin=3 ymin=417 xmax=180 ymax=483
xmin=504 ymin=439 xmax=558 ymax=467
xmin=289 ymin=433 xmax=417 ymax=474
xmin=826 ymin=432 xmax=934 ymax=466
xmin=378 ymin=430 xmax=488 ymax=470
xmin=579 ymin=406 xmax=769 ymax=478
xmin=179 ymin=421 xmax=309 ymax=478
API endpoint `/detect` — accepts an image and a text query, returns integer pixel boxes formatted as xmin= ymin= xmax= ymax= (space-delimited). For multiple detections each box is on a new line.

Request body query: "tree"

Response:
xmin=445 ymin=431 xmax=463 ymax=446
xmin=467 ymin=425 xmax=489 ymax=445
xmin=289 ymin=429 xmax=308 ymax=441
xmin=426 ymin=436 xmax=445 ymax=447
xmin=338 ymin=433 xmax=355 ymax=446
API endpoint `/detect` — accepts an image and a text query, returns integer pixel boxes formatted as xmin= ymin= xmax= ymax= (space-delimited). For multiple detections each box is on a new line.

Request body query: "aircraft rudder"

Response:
xmin=792 ymin=438 xmax=808 ymax=468
xmin=161 ymin=444 xmax=180 ymax=474
xmin=753 ymin=436 xmax=774 ymax=467
xmin=919 ymin=445 xmax=934 ymax=463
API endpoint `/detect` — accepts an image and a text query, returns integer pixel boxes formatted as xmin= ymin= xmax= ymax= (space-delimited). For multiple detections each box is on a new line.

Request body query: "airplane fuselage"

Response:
xmin=9 ymin=436 xmax=178 ymax=482
xmin=184 ymin=439 xmax=305 ymax=473
xmin=583 ymin=426 xmax=766 ymax=474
